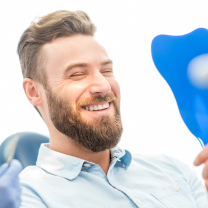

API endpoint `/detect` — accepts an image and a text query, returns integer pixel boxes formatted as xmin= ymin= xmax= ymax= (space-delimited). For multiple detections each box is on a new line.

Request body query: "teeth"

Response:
xmin=84 ymin=103 xmax=110 ymax=111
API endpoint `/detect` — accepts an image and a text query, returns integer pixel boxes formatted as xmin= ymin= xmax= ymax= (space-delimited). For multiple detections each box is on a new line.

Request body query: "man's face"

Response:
xmin=43 ymin=35 xmax=122 ymax=152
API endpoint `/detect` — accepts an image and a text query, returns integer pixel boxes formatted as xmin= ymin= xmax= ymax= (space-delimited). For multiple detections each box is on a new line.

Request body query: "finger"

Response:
xmin=4 ymin=159 xmax=23 ymax=178
xmin=205 ymin=180 xmax=208 ymax=192
xmin=13 ymin=176 xmax=20 ymax=186
xmin=194 ymin=144 xmax=208 ymax=166
xmin=202 ymin=160 xmax=208 ymax=179
xmin=15 ymin=195 xmax=22 ymax=208
xmin=0 ymin=163 xmax=9 ymax=177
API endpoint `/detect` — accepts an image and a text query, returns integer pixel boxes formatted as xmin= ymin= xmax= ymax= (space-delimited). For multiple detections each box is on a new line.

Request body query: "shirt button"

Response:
xmin=84 ymin=163 xmax=91 ymax=167
xmin=136 ymin=199 xmax=142 ymax=205
xmin=172 ymin=185 xmax=179 ymax=191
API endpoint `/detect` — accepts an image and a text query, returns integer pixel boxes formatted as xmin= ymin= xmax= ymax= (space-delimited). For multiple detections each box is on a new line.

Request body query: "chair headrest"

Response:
xmin=0 ymin=132 xmax=49 ymax=168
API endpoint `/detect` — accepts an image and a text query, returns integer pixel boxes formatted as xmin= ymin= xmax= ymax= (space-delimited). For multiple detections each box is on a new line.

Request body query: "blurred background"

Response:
xmin=0 ymin=0 xmax=207 ymax=181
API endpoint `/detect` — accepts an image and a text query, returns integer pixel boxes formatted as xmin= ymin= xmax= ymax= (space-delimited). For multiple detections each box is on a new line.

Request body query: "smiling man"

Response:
xmin=18 ymin=10 xmax=208 ymax=208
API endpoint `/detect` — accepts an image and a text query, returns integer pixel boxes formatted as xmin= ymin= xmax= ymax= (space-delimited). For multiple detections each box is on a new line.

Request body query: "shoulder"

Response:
xmin=20 ymin=165 xmax=45 ymax=179
xmin=132 ymin=153 xmax=186 ymax=166
xmin=19 ymin=166 xmax=48 ymax=208
xmin=19 ymin=165 xmax=49 ymax=188
xmin=132 ymin=153 xmax=178 ymax=164
xmin=131 ymin=153 xmax=194 ymax=177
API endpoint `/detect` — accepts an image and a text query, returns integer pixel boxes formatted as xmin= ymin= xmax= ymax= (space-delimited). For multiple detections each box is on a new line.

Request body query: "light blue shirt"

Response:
xmin=20 ymin=144 xmax=208 ymax=208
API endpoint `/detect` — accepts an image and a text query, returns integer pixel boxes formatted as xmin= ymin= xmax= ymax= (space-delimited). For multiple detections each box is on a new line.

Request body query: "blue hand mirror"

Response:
xmin=151 ymin=28 xmax=208 ymax=147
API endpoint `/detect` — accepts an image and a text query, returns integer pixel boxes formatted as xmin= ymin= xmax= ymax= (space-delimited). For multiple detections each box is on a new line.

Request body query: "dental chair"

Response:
xmin=0 ymin=132 xmax=49 ymax=168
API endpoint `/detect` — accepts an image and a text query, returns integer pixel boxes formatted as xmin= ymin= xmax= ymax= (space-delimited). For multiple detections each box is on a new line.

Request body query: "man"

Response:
xmin=0 ymin=160 xmax=22 ymax=208
xmin=18 ymin=10 xmax=208 ymax=207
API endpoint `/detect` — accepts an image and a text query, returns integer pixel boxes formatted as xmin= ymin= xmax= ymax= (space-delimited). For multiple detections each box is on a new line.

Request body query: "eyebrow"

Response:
xmin=63 ymin=59 xmax=113 ymax=76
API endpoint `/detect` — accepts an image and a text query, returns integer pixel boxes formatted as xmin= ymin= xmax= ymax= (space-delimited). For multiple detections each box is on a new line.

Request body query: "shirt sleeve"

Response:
xmin=20 ymin=183 xmax=47 ymax=208
xmin=169 ymin=156 xmax=208 ymax=208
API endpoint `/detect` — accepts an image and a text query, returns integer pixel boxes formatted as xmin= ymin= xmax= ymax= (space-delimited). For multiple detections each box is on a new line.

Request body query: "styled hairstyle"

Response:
xmin=17 ymin=10 xmax=97 ymax=115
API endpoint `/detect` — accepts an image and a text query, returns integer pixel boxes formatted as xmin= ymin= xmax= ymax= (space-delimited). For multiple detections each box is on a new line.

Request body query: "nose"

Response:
xmin=88 ymin=72 xmax=111 ymax=97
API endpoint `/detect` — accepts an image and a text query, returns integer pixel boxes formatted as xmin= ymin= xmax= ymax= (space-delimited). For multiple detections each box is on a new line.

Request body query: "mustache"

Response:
xmin=76 ymin=92 xmax=116 ymax=108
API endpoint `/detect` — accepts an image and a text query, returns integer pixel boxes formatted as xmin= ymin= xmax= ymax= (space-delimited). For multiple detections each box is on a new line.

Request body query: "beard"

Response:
xmin=45 ymin=88 xmax=123 ymax=152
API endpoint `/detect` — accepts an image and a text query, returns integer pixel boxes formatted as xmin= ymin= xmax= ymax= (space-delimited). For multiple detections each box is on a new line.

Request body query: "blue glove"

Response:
xmin=0 ymin=160 xmax=22 ymax=208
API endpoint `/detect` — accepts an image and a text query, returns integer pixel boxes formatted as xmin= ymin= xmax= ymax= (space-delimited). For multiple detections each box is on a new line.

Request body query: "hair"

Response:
xmin=17 ymin=10 xmax=97 ymax=116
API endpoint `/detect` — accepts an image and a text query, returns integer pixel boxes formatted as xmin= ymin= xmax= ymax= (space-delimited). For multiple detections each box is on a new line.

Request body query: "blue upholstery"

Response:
xmin=0 ymin=132 xmax=49 ymax=168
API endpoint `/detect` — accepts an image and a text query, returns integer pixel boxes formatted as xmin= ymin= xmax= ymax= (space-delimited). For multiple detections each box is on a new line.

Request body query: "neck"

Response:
xmin=49 ymin=133 xmax=111 ymax=175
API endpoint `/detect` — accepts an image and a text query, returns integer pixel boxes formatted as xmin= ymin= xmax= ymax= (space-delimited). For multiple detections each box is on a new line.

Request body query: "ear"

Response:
xmin=23 ymin=78 xmax=43 ymax=107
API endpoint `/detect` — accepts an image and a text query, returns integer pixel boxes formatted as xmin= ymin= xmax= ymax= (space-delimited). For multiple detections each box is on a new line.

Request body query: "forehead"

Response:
xmin=43 ymin=35 xmax=109 ymax=77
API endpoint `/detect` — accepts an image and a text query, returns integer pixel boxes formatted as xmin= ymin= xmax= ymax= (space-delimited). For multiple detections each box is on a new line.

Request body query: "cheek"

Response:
xmin=62 ymin=83 xmax=87 ymax=108
xmin=110 ymin=79 xmax=120 ymax=99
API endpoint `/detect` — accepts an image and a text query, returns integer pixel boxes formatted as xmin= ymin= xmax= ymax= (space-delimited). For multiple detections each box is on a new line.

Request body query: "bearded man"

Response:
xmin=18 ymin=10 xmax=208 ymax=208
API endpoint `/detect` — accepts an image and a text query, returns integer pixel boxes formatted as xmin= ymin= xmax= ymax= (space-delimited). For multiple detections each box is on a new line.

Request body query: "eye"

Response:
xmin=70 ymin=73 xmax=84 ymax=77
xmin=102 ymin=70 xmax=113 ymax=73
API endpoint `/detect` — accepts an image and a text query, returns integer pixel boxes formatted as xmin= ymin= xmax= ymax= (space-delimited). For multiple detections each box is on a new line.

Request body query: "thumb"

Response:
xmin=4 ymin=159 xmax=23 ymax=178
xmin=0 ymin=163 xmax=9 ymax=177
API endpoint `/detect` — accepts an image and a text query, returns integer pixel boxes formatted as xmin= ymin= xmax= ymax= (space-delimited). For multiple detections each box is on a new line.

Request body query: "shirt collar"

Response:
xmin=36 ymin=144 xmax=132 ymax=180
xmin=110 ymin=146 xmax=132 ymax=169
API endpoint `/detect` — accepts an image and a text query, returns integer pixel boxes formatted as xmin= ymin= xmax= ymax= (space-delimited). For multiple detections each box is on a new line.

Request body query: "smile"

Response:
xmin=81 ymin=102 xmax=110 ymax=111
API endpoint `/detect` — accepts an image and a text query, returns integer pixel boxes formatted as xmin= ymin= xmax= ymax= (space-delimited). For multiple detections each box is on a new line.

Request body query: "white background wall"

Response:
xmin=0 ymin=0 xmax=207 ymax=181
